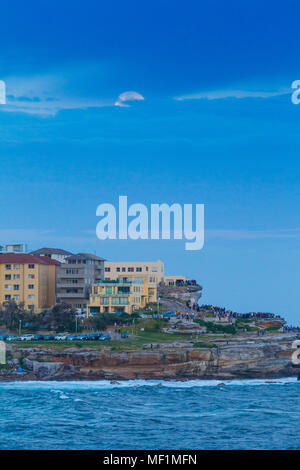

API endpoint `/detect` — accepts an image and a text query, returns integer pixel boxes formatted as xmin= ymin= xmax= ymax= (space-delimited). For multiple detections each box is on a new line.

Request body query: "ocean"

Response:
xmin=1 ymin=378 xmax=299 ymax=450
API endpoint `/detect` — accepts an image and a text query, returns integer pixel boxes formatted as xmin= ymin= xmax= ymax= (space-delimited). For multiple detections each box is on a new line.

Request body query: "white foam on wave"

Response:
xmin=0 ymin=377 xmax=298 ymax=391
xmin=58 ymin=393 xmax=69 ymax=399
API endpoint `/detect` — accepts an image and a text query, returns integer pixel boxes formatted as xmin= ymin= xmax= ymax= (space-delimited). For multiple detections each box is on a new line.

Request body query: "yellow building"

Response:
xmin=87 ymin=275 xmax=157 ymax=315
xmin=104 ymin=260 xmax=164 ymax=287
xmin=0 ymin=253 xmax=59 ymax=313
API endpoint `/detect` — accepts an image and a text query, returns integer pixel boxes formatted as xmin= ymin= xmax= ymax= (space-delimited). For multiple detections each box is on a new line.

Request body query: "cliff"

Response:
xmin=1 ymin=333 xmax=299 ymax=381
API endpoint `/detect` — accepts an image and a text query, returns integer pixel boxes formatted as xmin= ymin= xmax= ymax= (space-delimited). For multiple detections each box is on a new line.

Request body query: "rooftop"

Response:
xmin=0 ymin=253 xmax=61 ymax=265
xmin=31 ymin=247 xmax=73 ymax=256
xmin=66 ymin=253 xmax=105 ymax=261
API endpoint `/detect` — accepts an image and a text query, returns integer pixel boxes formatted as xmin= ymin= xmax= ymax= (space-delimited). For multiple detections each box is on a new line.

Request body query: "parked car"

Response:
xmin=0 ymin=335 xmax=8 ymax=340
xmin=163 ymin=311 xmax=177 ymax=318
xmin=44 ymin=335 xmax=55 ymax=341
xmin=77 ymin=334 xmax=89 ymax=340
xmin=20 ymin=334 xmax=35 ymax=341
xmin=6 ymin=336 xmax=18 ymax=341
xmin=67 ymin=335 xmax=81 ymax=341
xmin=88 ymin=333 xmax=102 ymax=340
xmin=55 ymin=333 xmax=69 ymax=340
xmin=99 ymin=334 xmax=111 ymax=341
xmin=121 ymin=332 xmax=129 ymax=338
xmin=33 ymin=334 xmax=44 ymax=341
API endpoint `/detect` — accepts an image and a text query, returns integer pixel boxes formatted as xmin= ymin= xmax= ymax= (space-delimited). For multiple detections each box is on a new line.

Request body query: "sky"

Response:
xmin=0 ymin=0 xmax=299 ymax=322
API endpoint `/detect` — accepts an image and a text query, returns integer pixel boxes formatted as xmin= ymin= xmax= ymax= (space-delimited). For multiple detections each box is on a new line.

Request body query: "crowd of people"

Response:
xmin=197 ymin=304 xmax=282 ymax=320
xmin=283 ymin=325 xmax=300 ymax=333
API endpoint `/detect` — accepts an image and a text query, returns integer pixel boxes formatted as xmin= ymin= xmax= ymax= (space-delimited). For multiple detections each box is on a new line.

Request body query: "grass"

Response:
xmin=6 ymin=330 xmax=189 ymax=352
xmin=8 ymin=340 xmax=113 ymax=350
xmin=266 ymin=325 xmax=281 ymax=332
xmin=194 ymin=318 xmax=236 ymax=335
xmin=193 ymin=341 xmax=217 ymax=348
xmin=235 ymin=318 xmax=253 ymax=325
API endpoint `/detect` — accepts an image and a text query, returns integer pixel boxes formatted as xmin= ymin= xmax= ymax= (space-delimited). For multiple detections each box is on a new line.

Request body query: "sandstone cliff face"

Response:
xmin=1 ymin=334 xmax=299 ymax=381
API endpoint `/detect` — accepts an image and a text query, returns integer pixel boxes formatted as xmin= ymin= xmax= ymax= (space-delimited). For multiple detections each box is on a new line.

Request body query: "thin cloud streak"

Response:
xmin=175 ymin=89 xmax=290 ymax=101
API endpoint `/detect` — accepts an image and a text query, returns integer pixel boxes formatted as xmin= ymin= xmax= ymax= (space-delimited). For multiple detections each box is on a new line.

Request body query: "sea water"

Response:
xmin=0 ymin=378 xmax=299 ymax=450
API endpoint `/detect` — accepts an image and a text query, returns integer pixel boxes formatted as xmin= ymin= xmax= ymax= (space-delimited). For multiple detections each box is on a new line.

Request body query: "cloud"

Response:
xmin=174 ymin=88 xmax=290 ymax=102
xmin=0 ymin=75 xmax=145 ymax=116
xmin=1 ymin=74 xmax=114 ymax=116
xmin=115 ymin=91 xmax=145 ymax=107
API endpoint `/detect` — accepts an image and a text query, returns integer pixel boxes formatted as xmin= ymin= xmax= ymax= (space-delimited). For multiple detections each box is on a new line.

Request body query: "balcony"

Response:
xmin=57 ymin=272 xmax=85 ymax=279
xmin=57 ymin=282 xmax=86 ymax=288
xmin=56 ymin=292 xmax=87 ymax=298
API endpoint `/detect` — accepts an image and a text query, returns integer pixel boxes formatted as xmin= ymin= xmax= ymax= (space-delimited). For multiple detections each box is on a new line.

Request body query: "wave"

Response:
xmin=0 ymin=377 xmax=298 ymax=391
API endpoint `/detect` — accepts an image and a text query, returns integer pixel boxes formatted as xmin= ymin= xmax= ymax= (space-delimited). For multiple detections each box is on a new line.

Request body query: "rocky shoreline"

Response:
xmin=1 ymin=333 xmax=299 ymax=382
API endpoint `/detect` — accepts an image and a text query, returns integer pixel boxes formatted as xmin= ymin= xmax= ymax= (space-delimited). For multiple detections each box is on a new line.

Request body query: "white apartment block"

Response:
xmin=104 ymin=260 xmax=164 ymax=287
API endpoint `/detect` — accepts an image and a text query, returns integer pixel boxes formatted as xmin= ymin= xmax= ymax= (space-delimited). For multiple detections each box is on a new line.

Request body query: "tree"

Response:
xmin=0 ymin=301 xmax=38 ymax=331
xmin=38 ymin=303 xmax=77 ymax=332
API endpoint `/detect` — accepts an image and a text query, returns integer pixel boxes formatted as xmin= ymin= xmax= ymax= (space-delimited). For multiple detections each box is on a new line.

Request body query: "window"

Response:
xmin=128 ymin=267 xmax=134 ymax=272
xmin=13 ymin=295 xmax=20 ymax=301
xmin=28 ymin=294 xmax=35 ymax=300
xmin=5 ymin=264 xmax=11 ymax=270
xmin=136 ymin=267 xmax=142 ymax=272
xmin=122 ymin=267 xmax=126 ymax=272
xmin=28 ymin=305 xmax=34 ymax=311
xmin=152 ymin=268 xmax=158 ymax=272
xmin=116 ymin=267 xmax=120 ymax=272
xmin=13 ymin=285 xmax=20 ymax=291
xmin=5 ymin=295 xmax=11 ymax=300
xmin=28 ymin=284 xmax=34 ymax=290
xmin=111 ymin=296 xmax=129 ymax=305
xmin=105 ymin=267 xmax=110 ymax=272
xmin=118 ymin=286 xmax=130 ymax=294
xmin=66 ymin=268 xmax=79 ymax=274
xmin=5 ymin=275 xmax=11 ymax=280
xmin=28 ymin=274 xmax=35 ymax=279
xmin=4 ymin=285 xmax=11 ymax=290
xmin=13 ymin=274 xmax=20 ymax=280
xmin=146 ymin=266 xmax=149 ymax=271
xmin=14 ymin=264 xmax=20 ymax=270
xmin=28 ymin=264 xmax=35 ymax=269
xmin=66 ymin=288 xmax=79 ymax=293
xmin=106 ymin=287 xmax=112 ymax=294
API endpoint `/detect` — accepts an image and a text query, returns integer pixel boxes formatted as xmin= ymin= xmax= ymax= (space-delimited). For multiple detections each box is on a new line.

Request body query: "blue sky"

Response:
xmin=0 ymin=0 xmax=299 ymax=322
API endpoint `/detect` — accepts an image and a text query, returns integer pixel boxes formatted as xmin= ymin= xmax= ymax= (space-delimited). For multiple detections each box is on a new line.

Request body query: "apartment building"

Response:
xmin=31 ymin=247 xmax=73 ymax=263
xmin=87 ymin=275 xmax=157 ymax=315
xmin=56 ymin=253 xmax=105 ymax=311
xmin=104 ymin=260 xmax=164 ymax=287
xmin=0 ymin=253 xmax=59 ymax=313
xmin=0 ymin=243 xmax=27 ymax=253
